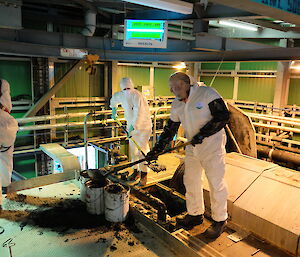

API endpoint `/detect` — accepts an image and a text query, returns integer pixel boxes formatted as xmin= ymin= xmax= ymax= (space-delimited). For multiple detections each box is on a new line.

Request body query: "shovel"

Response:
xmin=87 ymin=141 xmax=191 ymax=180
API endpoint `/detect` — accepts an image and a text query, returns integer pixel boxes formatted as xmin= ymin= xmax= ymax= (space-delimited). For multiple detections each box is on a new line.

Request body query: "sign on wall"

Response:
xmin=123 ymin=20 xmax=168 ymax=49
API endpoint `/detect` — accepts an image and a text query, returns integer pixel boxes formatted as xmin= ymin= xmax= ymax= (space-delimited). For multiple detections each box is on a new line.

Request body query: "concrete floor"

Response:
xmin=0 ymin=181 xmax=180 ymax=257
xmin=0 ymin=153 xmax=294 ymax=257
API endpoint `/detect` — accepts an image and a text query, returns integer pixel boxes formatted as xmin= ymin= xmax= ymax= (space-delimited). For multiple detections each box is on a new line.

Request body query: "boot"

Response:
xmin=138 ymin=172 xmax=148 ymax=186
xmin=203 ymin=220 xmax=227 ymax=239
xmin=127 ymin=169 xmax=140 ymax=181
xmin=176 ymin=213 xmax=204 ymax=229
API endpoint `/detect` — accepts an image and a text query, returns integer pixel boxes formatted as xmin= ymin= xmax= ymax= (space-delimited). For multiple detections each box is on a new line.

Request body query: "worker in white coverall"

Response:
xmin=110 ymin=78 xmax=152 ymax=185
xmin=0 ymin=79 xmax=19 ymax=210
xmin=146 ymin=72 xmax=229 ymax=238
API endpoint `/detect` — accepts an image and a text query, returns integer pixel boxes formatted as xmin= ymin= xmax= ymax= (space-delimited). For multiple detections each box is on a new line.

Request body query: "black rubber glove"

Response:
xmin=191 ymin=134 xmax=204 ymax=146
xmin=145 ymin=145 xmax=162 ymax=160
xmin=191 ymin=98 xmax=229 ymax=146
xmin=146 ymin=119 xmax=181 ymax=160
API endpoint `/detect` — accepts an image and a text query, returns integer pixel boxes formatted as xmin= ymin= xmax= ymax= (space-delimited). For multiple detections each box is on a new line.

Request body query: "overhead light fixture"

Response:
xmin=172 ymin=62 xmax=186 ymax=69
xmin=122 ymin=0 xmax=193 ymax=15
xmin=290 ymin=61 xmax=300 ymax=71
xmin=218 ymin=20 xmax=258 ymax=31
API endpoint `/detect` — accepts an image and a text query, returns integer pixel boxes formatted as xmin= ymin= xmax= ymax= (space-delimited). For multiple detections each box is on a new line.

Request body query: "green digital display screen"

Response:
xmin=125 ymin=20 xmax=165 ymax=40
xmin=124 ymin=20 xmax=167 ymax=48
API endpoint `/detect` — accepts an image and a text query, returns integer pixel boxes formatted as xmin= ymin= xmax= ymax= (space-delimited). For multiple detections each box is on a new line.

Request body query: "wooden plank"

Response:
xmin=7 ymin=171 xmax=75 ymax=193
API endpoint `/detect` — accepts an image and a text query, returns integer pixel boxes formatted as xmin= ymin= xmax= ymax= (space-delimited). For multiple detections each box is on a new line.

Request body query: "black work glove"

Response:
xmin=191 ymin=134 xmax=205 ymax=146
xmin=146 ymin=145 xmax=164 ymax=160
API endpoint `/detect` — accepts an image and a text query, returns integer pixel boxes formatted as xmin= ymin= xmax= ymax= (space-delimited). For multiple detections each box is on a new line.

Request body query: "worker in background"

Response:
xmin=0 ymin=79 xmax=19 ymax=211
xmin=110 ymin=77 xmax=152 ymax=186
xmin=146 ymin=72 xmax=229 ymax=238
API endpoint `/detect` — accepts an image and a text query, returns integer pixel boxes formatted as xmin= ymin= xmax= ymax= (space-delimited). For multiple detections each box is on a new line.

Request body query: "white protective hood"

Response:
xmin=0 ymin=79 xmax=12 ymax=112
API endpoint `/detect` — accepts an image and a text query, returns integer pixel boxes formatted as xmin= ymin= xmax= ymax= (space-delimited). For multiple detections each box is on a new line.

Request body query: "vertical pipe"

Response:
xmin=84 ymin=112 xmax=93 ymax=170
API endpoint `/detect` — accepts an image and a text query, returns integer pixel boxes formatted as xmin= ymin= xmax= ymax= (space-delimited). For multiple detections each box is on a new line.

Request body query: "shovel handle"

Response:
xmin=103 ymin=141 xmax=192 ymax=177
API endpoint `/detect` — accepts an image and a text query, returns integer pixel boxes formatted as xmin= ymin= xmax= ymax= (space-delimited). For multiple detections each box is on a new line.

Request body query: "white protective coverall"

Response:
xmin=0 ymin=79 xmax=19 ymax=205
xmin=170 ymin=85 xmax=228 ymax=222
xmin=110 ymin=78 xmax=152 ymax=172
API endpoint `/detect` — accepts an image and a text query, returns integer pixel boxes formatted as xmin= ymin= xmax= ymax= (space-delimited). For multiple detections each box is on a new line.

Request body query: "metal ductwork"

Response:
xmin=81 ymin=10 xmax=97 ymax=36
xmin=0 ymin=0 xmax=22 ymax=29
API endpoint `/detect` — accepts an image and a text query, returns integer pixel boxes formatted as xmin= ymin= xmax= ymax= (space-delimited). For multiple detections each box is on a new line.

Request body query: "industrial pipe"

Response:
xmin=82 ymin=10 xmax=97 ymax=36
xmin=84 ymin=112 xmax=93 ymax=170
xmin=257 ymin=145 xmax=300 ymax=166
xmin=18 ymin=114 xmax=170 ymax=131
xmin=17 ymin=107 xmax=170 ymax=124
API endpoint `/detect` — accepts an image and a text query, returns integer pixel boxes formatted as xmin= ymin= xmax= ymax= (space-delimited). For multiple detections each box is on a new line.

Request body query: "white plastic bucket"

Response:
xmin=104 ymin=183 xmax=130 ymax=222
xmin=79 ymin=171 xmax=90 ymax=202
xmin=85 ymin=180 xmax=107 ymax=215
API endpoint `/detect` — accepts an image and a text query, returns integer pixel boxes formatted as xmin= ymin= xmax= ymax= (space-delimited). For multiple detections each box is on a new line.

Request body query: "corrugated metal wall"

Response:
xmin=200 ymin=61 xmax=277 ymax=103
xmin=201 ymin=62 xmax=236 ymax=70
xmin=238 ymin=77 xmax=276 ymax=103
xmin=0 ymin=60 xmax=33 ymax=145
xmin=240 ymin=61 xmax=278 ymax=70
xmin=54 ymin=63 xmax=105 ymax=97
xmin=200 ymin=76 xmax=234 ymax=99
xmin=117 ymin=66 xmax=150 ymax=87
xmin=154 ymin=68 xmax=184 ymax=96
xmin=0 ymin=60 xmax=32 ymax=98
xmin=0 ymin=60 xmax=35 ymax=178
xmin=116 ymin=65 xmax=184 ymax=96
xmin=288 ymin=78 xmax=300 ymax=105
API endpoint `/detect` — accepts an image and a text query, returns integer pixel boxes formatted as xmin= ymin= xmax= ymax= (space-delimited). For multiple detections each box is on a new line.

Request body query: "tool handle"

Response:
xmin=114 ymin=119 xmax=147 ymax=157
xmin=116 ymin=141 xmax=191 ymax=170
xmin=103 ymin=141 xmax=191 ymax=177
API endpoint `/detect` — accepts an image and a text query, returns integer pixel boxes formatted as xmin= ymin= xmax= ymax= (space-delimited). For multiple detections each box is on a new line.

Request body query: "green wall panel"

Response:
xmin=0 ymin=60 xmax=32 ymax=98
xmin=288 ymin=78 xmax=300 ymax=105
xmin=200 ymin=76 xmax=234 ymax=99
xmin=238 ymin=77 xmax=276 ymax=103
xmin=240 ymin=61 xmax=278 ymax=70
xmin=201 ymin=62 xmax=236 ymax=70
xmin=154 ymin=68 xmax=180 ymax=96
xmin=55 ymin=63 xmax=104 ymax=97
xmin=117 ymin=66 xmax=150 ymax=88
xmin=0 ymin=60 xmax=33 ymax=146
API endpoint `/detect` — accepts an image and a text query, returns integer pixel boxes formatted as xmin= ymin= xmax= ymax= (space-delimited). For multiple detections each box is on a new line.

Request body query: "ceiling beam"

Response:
xmin=0 ymin=28 xmax=299 ymax=62
xmin=202 ymin=4 xmax=267 ymax=20
xmin=194 ymin=34 xmax=278 ymax=51
xmin=209 ymin=0 xmax=300 ymax=26
xmin=207 ymin=27 xmax=300 ymax=39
